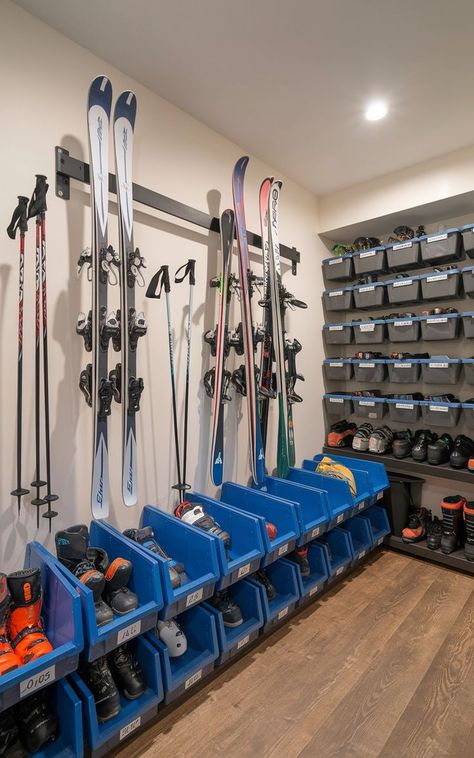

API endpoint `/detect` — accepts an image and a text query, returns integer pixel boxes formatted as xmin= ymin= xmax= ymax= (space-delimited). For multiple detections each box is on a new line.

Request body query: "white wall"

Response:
xmin=0 ymin=0 xmax=327 ymax=570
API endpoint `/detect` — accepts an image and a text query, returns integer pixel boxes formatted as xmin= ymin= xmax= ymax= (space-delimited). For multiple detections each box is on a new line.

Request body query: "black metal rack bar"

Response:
xmin=55 ymin=146 xmax=301 ymax=274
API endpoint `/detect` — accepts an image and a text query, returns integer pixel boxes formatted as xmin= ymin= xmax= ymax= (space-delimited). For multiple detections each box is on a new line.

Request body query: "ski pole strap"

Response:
xmin=175 ymin=259 xmax=196 ymax=286
xmin=28 ymin=174 xmax=49 ymax=219
xmin=6 ymin=196 xmax=29 ymax=239
xmin=146 ymin=265 xmax=170 ymax=299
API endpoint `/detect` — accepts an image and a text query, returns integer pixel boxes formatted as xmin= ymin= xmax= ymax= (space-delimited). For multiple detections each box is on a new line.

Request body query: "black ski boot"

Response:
xmin=108 ymin=644 xmax=147 ymax=700
xmin=123 ymin=527 xmax=183 ymax=589
xmin=175 ymin=502 xmax=231 ymax=556
xmin=254 ymin=570 xmax=277 ymax=601
xmin=15 ymin=693 xmax=58 ymax=754
xmin=210 ymin=590 xmax=243 ymax=628
xmin=55 ymin=525 xmax=113 ymax=626
xmin=426 ymin=516 xmax=443 ymax=550
xmin=102 ymin=556 xmax=139 ymax=616
xmin=0 ymin=709 xmax=27 ymax=758
xmin=82 ymin=656 xmax=121 ymax=723
xmin=292 ymin=546 xmax=310 ymax=576
xmin=464 ymin=501 xmax=474 ymax=561
xmin=440 ymin=496 xmax=465 ymax=554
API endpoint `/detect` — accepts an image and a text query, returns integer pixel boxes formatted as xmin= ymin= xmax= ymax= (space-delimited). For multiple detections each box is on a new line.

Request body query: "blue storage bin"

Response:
xmin=461 ymin=223 xmax=474 ymax=258
xmin=248 ymin=559 xmax=300 ymax=633
xmin=205 ymin=579 xmax=264 ymax=664
xmin=148 ymin=604 xmax=218 ymax=704
xmin=184 ymin=493 xmax=264 ymax=589
xmin=323 ymin=322 xmax=354 ymax=345
xmin=353 ymin=246 xmax=387 ymax=276
xmin=322 ymin=286 xmax=354 ymax=312
xmin=0 ymin=542 xmax=83 ymax=712
xmin=71 ymin=635 xmax=162 ymax=757
xmin=264 ymin=476 xmax=330 ymax=544
xmin=360 ymin=506 xmax=391 ymax=547
xmin=323 ymin=358 xmax=353 ymax=382
xmin=316 ymin=528 xmax=353 ymax=584
xmin=419 ymin=400 xmax=461 ymax=428
xmin=301 ymin=458 xmax=371 ymax=517
xmin=33 ymin=678 xmax=84 ymax=758
xmin=322 ymin=253 xmax=354 ymax=282
xmin=292 ymin=542 xmax=329 ymax=606
xmin=54 ymin=521 xmax=162 ymax=662
xmin=220 ymin=482 xmax=299 ymax=566
xmin=283 ymin=468 xmax=355 ymax=528
xmin=340 ymin=516 xmax=373 ymax=565
xmin=310 ymin=453 xmax=389 ymax=507
xmin=141 ymin=505 xmax=220 ymax=620
xmin=353 ymin=281 xmax=386 ymax=309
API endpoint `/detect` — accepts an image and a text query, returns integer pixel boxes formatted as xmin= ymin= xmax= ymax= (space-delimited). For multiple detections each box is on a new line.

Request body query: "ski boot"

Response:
xmin=102 ymin=556 xmax=138 ymax=616
xmin=81 ymin=656 xmax=121 ymax=723
xmin=175 ymin=502 xmax=231 ymax=555
xmin=157 ymin=618 xmax=187 ymax=657
xmin=254 ymin=570 xmax=277 ymax=601
xmin=265 ymin=521 xmax=278 ymax=541
xmin=0 ymin=709 xmax=28 ymax=758
xmin=55 ymin=525 xmax=113 ymax=626
xmin=464 ymin=501 xmax=474 ymax=561
xmin=401 ymin=508 xmax=431 ymax=544
xmin=108 ymin=644 xmax=146 ymax=700
xmin=210 ymin=590 xmax=243 ymax=628
xmin=426 ymin=516 xmax=443 ymax=550
xmin=0 ymin=573 xmax=21 ymax=676
xmin=440 ymin=496 xmax=466 ymax=554
xmin=15 ymin=693 xmax=58 ymax=753
xmin=7 ymin=568 xmax=53 ymax=664
xmin=292 ymin=546 xmax=310 ymax=576
xmin=123 ymin=527 xmax=183 ymax=589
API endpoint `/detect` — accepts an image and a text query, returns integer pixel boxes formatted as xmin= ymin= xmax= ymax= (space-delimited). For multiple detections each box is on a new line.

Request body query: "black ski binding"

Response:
xmin=109 ymin=363 xmax=121 ymax=403
xmin=128 ymin=376 xmax=144 ymax=413
xmin=229 ymin=322 xmax=244 ymax=355
xmin=76 ymin=310 xmax=93 ymax=352
xmin=97 ymin=377 xmax=114 ymax=419
xmin=231 ymin=364 xmax=247 ymax=396
xmin=128 ymin=247 xmax=146 ymax=288
xmin=77 ymin=248 xmax=92 ymax=280
xmin=79 ymin=364 xmax=93 ymax=407
xmin=100 ymin=309 xmax=120 ymax=352
xmin=129 ymin=308 xmax=147 ymax=351
xmin=100 ymin=245 xmax=120 ymax=285
xmin=204 ymin=327 xmax=217 ymax=357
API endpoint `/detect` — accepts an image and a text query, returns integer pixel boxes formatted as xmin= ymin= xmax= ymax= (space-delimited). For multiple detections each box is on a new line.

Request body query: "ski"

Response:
xmin=112 ymin=89 xmax=146 ymax=507
xmin=232 ymin=157 xmax=265 ymax=485
xmin=258 ymin=178 xmax=275 ymax=450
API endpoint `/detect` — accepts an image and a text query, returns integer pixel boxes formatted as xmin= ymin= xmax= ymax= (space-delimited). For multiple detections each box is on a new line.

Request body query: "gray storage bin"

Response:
xmin=353 ymin=247 xmax=386 ymax=276
xmin=461 ymin=224 xmax=474 ymax=258
xmin=420 ymin=229 xmax=462 ymax=264
xmin=462 ymin=360 xmax=474 ymax=385
xmin=353 ymin=282 xmax=385 ymax=309
xmin=420 ymin=401 xmax=461 ymax=428
xmin=420 ymin=269 xmax=461 ymax=301
xmin=352 ymin=397 xmax=386 ymax=419
xmin=353 ymin=319 xmax=386 ymax=344
xmin=386 ymin=317 xmax=420 ymax=343
xmin=322 ymin=254 xmax=354 ymax=282
xmin=419 ymin=314 xmax=460 ymax=341
xmin=323 ymin=286 xmax=354 ymax=312
xmin=420 ymin=359 xmax=461 ymax=385
xmin=323 ymin=322 xmax=353 ymax=345
xmin=323 ymin=360 xmax=353 ymax=382
xmin=462 ymin=403 xmax=474 ymax=429
xmin=353 ymin=360 xmax=387 ymax=383
xmin=387 ymin=360 xmax=421 ymax=383
xmin=461 ymin=312 xmax=474 ymax=339
xmin=462 ymin=266 xmax=474 ymax=297
xmin=386 ymin=399 xmax=421 ymax=424
xmin=386 ymin=240 xmax=421 ymax=271
xmin=324 ymin=394 xmax=353 ymax=416
xmin=386 ymin=276 xmax=420 ymax=305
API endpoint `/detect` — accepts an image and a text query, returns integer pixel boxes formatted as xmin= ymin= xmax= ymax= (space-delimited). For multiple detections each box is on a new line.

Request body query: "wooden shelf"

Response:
xmin=387 ymin=535 xmax=474 ymax=575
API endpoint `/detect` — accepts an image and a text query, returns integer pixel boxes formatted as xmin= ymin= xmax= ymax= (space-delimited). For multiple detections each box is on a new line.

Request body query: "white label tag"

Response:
xmin=185 ymin=669 xmax=202 ymax=690
xmin=358 ymin=550 xmax=367 ymax=560
xmin=336 ymin=514 xmax=344 ymax=523
xmin=359 ymin=323 xmax=375 ymax=332
xmin=427 ymin=317 xmax=448 ymax=324
xmin=427 ymin=273 xmax=448 ymax=282
xmin=20 ymin=665 xmax=56 ymax=698
xmin=392 ymin=279 xmax=413 ymax=288
xmin=359 ymin=250 xmax=377 ymax=258
xmin=395 ymin=402 xmax=414 ymax=409
xmin=237 ymin=563 xmax=251 ymax=578
xmin=328 ymin=257 xmax=343 ymax=265
xmin=278 ymin=543 xmax=289 ymax=556
xmin=394 ymin=362 xmax=412 ymax=369
xmin=393 ymin=320 xmax=413 ymax=326
xmin=328 ymin=325 xmax=344 ymax=331
xmin=336 ymin=566 xmax=345 ymax=576
xmin=309 ymin=585 xmax=320 ymax=597
xmin=329 ymin=362 xmax=344 ymax=367
xmin=277 ymin=606 xmax=289 ymax=620
xmin=429 ymin=362 xmax=449 ymax=369
xmin=427 ymin=232 xmax=448 ymax=243
xmin=120 ymin=717 xmax=141 ymax=741
xmin=329 ymin=290 xmax=343 ymax=297
xmin=377 ymin=537 xmax=384 ymax=546
xmin=328 ymin=397 xmax=344 ymax=404
xmin=117 ymin=620 xmax=142 ymax=644
xmin=377 ymin=491 xmax=384 ymax=500
xmin=359 ymin=400 xmax=375 ymax=406
xmin=429 ymin=405 xmax=449 ymax=412
xmin=311 ymin=527 xmax=321 ymax=538
xmin=359 ymin=285 xmax=375 ymax=292
xmin=237 ymin=634 xmax=250 ymax=650
xmin=186 ymin=588 xmax=204 ymax=607
xmin=393 ymin=241 xmax=413 ymax=250
xmin=358 ymin=502 xmax=365 ymax=510
xmin=359 ymin=362 xmax=375 ymax=368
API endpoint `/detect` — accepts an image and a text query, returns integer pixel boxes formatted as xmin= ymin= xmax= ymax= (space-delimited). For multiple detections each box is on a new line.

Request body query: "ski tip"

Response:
xmin=88 ymin=75 xmax=113 ymax=114
xmin=114 ymin=90 xmax=137 ymax=127
xmin=233 ymin=155 xmax=250 ymax=176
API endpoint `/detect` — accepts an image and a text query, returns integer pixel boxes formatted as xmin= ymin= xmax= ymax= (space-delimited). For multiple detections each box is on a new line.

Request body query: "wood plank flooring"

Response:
xmin=112 ymin=550 xmax=474 ymax=758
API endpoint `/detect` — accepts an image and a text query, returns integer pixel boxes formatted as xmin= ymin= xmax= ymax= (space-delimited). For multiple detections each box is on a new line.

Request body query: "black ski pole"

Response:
xmin=7 ymin=196 xmax=30 ymax=513
xmin=175 ymin=259 xmax=195 ymax=500
xmin=146 ymin=265 xmax=183 ymax=501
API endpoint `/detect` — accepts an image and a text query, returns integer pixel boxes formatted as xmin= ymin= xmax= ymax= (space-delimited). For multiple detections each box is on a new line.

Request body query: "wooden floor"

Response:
xmin=113 ymin=550 xmax=474 ymax=758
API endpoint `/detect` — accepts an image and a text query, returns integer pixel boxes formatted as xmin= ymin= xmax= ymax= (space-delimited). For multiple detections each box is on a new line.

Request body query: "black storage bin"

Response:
xmin=323 ymin=359 xmax=353 ymax=382
xmin=419 ymin=313 xmax=460 ymax=341
xmin=386 ymin=276 xmax=421 ymax=305
xmin=386 ymin=399 xmax=421 ymax=424
xmin=461 ymin=312 xmax=474 ymax=339
xmin=420 ymin=229 xmax=462 ymax=264
xmin=386 ymin=317 xmax=420 ymax=343
xmin=353 ymin=247 xmax=386 ymax=276
xmin=420 ymin=359 xmax=461 ymax=385
xmin=462 ymin=360 xmax=474 ymax=385
xmin=420 ymin=269 xmax=461 ymax=301
xmin=420 ymin=401 xmax=461 ymax=428
xmin=322 ymin=254 xmax=354 ymax=282
xmin=385 ymin=239 xmax=421 ymax=271
xmin=353 ymin=360 xmax=387 ymax=383
xmin=383 ymin=474 xmax=424 ymax=537
xmin=461 ymin=224 xmax=474 ymax=258
xmin=324 ymin=394 xmax=353 ymax=416
xmin=353 ymin=319 xmax=386 ymax=344
xmin=462 ymin=402 xmax=474 ymax=429
xmin=352 ymin=397 xmax=386 ymax=419
xmin=386 ymin=360 xmax=421 ymax=384
xmin=323 ymin=286 xmax=354 ymax=312
xmin=462 ymin=266 xmax=474 ymax=297
xmin=323 ymin=322 xmax=353 ymax=345
xmin=353 ymin=282 xmax=385 ymax=309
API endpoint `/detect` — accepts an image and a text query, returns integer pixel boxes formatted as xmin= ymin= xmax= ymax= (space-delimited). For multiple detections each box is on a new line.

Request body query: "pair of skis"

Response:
xmin=78 ymin=76 xmax=146 ymax=518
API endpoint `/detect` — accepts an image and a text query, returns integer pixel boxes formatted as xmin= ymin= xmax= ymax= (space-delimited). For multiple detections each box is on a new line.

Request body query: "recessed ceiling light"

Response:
xmin=365 ymin=101 xmax=388 ymax=121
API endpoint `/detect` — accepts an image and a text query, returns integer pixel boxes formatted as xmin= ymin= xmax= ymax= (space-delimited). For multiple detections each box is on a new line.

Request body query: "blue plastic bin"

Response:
xmin=141 ymin=506 xmax=220 ymax=620
xmin=291 ymin=542 xmax=329 ymax=606
xmin=248 ymin=559 xmax=300 ymax=633
xmin=148 ymin=604 xmax=219 ymax=704
xmin=205 ymin=579 xmax=264 ymax=664
xmin=264 ymin=476 xmax=330 ymax=544
xmin=284 ymin=468 xmax=357 ymax=527
xmin=71 ymin=635 xmax=162 ymax=757
xmin=301 ymin=458 xmax=372 ymax=516
xmin=31 ymin=678 xmax=84 ymax=758
xmin=360 ymin=506 xmax=391 ymax=547
xmin=0 ymin=542 xmax=83 ymax=713
xmin=310 ymin=453 xmax=389 ymax=506
xmin=220 ymin=482 xmax=299 ymax=566
xmin=316 ymin=528 xmax=353 ymax=584
xmin=184 ymin=493 xmax=264 ymax=589
xmin=340 ymin=516 xmax=373 ymax=565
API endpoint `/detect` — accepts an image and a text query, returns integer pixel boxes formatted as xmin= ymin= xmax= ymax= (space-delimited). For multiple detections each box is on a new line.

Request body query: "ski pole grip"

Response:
xmin=28 ymin=174 xmax=49 ymax=219
xmin=175 ymin=258 xmax=196 ymax=286
xmin=6 ymin=196 xmax=29 ymax=239
xmin=146 ymin=265 xmax=170 ymax=299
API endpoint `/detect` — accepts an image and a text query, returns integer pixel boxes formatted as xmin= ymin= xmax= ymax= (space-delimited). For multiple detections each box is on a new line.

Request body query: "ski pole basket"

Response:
xmin=264 ymin=476 xmax=331 ymax=544
xmin=204 ymin=579 xmax=264 ymax=665
xmin=248 ymin=558 xmax=300 ymax=634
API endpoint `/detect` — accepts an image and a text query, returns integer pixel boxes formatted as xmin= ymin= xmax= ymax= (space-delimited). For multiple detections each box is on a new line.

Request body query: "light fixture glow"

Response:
xmin=365 ymin=101 xmax=388 ymax=121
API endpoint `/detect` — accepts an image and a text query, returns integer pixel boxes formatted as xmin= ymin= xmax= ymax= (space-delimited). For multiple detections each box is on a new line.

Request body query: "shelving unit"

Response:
xmin=387 ymin=536 xmax=474 ymax=575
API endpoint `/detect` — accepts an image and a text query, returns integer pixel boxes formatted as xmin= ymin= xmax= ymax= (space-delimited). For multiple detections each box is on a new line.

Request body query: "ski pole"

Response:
xmin=146 ymin=265 xmax=183 ymax=502
xmin=7 ymin=196 xmax=30 ymax=513
xmin=174 ymin=259 xmax=195 ymax=500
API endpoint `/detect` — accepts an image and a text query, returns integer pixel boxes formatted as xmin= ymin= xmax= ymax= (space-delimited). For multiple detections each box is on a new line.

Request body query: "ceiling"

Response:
xmin=14 ymin=0 xmax=474 ymax=195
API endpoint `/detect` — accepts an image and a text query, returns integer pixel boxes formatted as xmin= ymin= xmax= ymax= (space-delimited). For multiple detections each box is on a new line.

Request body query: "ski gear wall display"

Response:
xmin=232 ymin=156 xmax=265 ymax=486
xmin=112 ymin=89 xmax=146 ymax=507
xmin=174 ymin=259 xmax=196 ymax=499
xmin=7 ymin=196 xmax=30 ymax=512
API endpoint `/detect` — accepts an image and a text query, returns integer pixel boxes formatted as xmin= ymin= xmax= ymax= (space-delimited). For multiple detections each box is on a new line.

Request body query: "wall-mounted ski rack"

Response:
xmin=55 ymin=146 xmax=301 ymax=274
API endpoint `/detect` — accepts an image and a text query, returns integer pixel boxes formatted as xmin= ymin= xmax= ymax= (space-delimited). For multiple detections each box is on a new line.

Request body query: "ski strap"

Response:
xmin=28 ymin=174 xmax=48 ymax=219
xmin=175 ymin=259 xmax=196 ymax=285
xmin=6 ymin=196 xmax=29 ymax=240
xmin=146 ymin=265 xmax=171 ymax=299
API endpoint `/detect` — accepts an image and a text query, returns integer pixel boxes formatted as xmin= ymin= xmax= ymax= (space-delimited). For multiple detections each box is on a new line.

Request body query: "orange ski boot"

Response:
xmin=0 ymin=573 xmax=21 ymax=675
xmin=7 ymin=568 xmax=53 ymax=665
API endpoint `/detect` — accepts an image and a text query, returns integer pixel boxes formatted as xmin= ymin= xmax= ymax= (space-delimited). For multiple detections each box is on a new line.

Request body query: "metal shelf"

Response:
xmin=387 ymin=535 xmax=474 ymax=575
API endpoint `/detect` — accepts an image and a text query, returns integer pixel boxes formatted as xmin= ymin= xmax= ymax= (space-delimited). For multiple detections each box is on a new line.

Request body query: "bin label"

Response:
xmin=395 ymin=402 xmax=414 ymax=409
xmin=359 ymin=362 xmax=375 ymax=368
xmin=328 ymin=257 xmax=343 ymax=265
xmin=329 ymin=362 xmax=344 ymax=367
xmin=359 ymin=323 xmax=375 ymax=332
xmin=394 ymin=362 xmax=412 ymax=369
xmin=329 ymin=290 xmax=343 ymax=297
xmin=358 ymin=400 xmax=375 ymax=406
xmin=359 ymin=250 xmax=376 ymax=258
xmin=278 ymin=543 xmax=289 ymax=556
xmin=117 ymin=620 xmax=142 ymax=644
xmin=237 ymin=562 xmax=251 ymax=578
xmin=335 ymin=566 xmax=345 ymax=576
xmin=120 ymin=717 xmax=141 ymax=741
xmin=20 ymin=664 xmax=56 ymax=698
xmin=392 ymin=279 xmax=413 ymax=287
xmin=336 ymin=514 xmax=344 ymax=523
xmin=429 ymin=405 xmax=449 ymax=412
xmin=427 ymin=317 xmax=447 ymax=323
xmin=377 ymin=537 xmax=384 ymax=546
xmin=328 ymin=325 xmax=344 ymax=331
xmin=359 ymin=285 xmax=375 ymax=292
xmin=377 ymin=491 xmax=384 ymax=500
xmin=393 ymin=241 xmax=413 ymax=250
xmin=427 ymin=273 xmax=448 ymax=282
xmin=237 ymin=634 xmax=250 ymax=650
xmin=277 ymin=606 xmax=289 ymax=620
xmin=427 ymin=232 xmax=448 ymax=243
xmin=358 ymin=501 xmax=366 ymax=510
xmin=329 ymin=397 xmax=344 ymax=403
xmin=311 ymin=527 xmax=321 ymax=538
xmin=429 ymin=362 xmax=449 ymax=368
xmin=394 ymin=320 xmax=413 ymax=326
xmin=309 ymin=585 xmax=321 ymax=597
xmin=186 ymin=588 xmax=204 ymax=607
xmin=358 ymin=550 xmax=367 ymax=560
xmin=185 ymin=669 xmax=202 ymax=690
